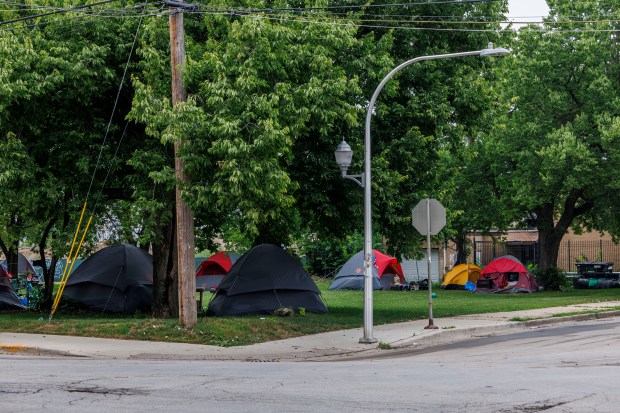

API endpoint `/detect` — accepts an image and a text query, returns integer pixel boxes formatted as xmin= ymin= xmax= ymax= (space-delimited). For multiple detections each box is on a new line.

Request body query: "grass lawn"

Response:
xmin=1 ymin=280 xmax=619 ymax=346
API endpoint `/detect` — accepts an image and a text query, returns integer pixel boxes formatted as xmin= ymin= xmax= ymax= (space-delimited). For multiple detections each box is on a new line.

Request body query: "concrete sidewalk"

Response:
xmin=1 ymin=301 xmax=619 ymax=361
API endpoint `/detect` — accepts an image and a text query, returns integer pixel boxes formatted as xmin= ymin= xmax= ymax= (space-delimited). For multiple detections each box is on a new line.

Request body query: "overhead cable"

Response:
xmin=0 ymin=0 xmax=118 ymax=26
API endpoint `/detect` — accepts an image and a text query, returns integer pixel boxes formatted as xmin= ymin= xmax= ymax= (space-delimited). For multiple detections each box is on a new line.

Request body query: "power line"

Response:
xmin=236 ymin=0 xmax=501 ymax=13
xmin=0 ymin=0 xmax=500 ymax=20
xmin=188 ymin=10 xmax=620 ymax=33
xmin=3 ymin=0 xmax=620 ymax=24
xmin=89 ymin=15 xmax=145 ymax=214
xmin=4 ymin=1 xmax=620 ymax=34
xmin=0 ymin=0 xmax=118 ymax=26
xmin=230 ymin=12 xmax=503 ymax=32
xmin=0 ymin=10 xmax=162 ymax=32
xmin=3 ymin=0 xmax=620 ymax=27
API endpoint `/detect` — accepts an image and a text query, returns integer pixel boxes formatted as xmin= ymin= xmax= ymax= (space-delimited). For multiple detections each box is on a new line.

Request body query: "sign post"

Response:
xmin=412 ymin=198 xmax=446 ymax=329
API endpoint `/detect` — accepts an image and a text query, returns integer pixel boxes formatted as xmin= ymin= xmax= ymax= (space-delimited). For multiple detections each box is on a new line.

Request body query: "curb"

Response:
xmin=386 ymin=321 xmax=527 ymax=349
xmin=523 ymin=309 xmax=620 ymax=327
xmin=391 ymin=310 xmax=620 ymax=350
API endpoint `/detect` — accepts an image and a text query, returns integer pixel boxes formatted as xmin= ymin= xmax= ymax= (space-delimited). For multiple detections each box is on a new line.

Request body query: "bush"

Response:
xmin=534 ymin=266 xmax=570 ymax=291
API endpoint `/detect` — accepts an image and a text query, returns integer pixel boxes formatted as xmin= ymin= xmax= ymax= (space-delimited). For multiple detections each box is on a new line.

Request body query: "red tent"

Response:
xmin=373 ymin=250 xmax=405 ymax=283
xmin=196 ymin=251 xmax=240 ymax=291
xmin=477 ymin=255 xmax=539 ymax=293
xmin=329 ymin=249 xmax=405 ymax=290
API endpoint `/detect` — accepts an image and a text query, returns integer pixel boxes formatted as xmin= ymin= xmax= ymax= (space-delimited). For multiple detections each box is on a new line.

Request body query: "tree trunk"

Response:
xmin=37 ymin=255 xmax=60 ymax=311
xmin=537 ymin=229 xmax=563 ymax=271
xmin=1 ymin=242 xmax=19 ymax=277
xmin=38 ymin=218 xmax=58 ymax=310
xmin=535 ymin=191 xmax=593 ymax=271
xmin=454 ymin=230 xmax=469 ymax=265
xmin=2 ymin=213 xmax=23 ymax=276
xmin=151 ymin=205 xmax=178 ymax=318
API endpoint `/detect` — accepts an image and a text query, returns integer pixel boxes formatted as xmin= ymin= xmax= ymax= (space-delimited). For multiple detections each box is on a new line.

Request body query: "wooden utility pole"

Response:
xmin=169 ymin=2 xmax=197 ymax=328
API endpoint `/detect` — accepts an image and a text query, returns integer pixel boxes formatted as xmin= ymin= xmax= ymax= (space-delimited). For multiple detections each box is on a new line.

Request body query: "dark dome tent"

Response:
xmin=329 ymin=249 xmax=405 ymax=291
xmin=195 ymin=251 xmax=240 ymax=291
xmin=0 ymin=265 xmax=25 ymax=310
xmin=63 ymin=244 xmax=153 ymax=314
xmin=208 ymin=244 xmax=328 ymax=316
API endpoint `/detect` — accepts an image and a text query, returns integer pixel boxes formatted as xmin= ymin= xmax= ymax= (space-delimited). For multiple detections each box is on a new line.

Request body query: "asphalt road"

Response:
xmin=2 ymin=318 xmax=619 ymax=413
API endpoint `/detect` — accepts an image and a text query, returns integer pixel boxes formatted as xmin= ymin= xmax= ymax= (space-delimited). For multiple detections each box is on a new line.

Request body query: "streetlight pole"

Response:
xmin=336 ymin=43 xmax=509 ymax=344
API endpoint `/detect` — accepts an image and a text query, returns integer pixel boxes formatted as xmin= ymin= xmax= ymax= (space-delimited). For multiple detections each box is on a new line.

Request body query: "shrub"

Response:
xmin=534 ymin=266 xmax=570 ymax=291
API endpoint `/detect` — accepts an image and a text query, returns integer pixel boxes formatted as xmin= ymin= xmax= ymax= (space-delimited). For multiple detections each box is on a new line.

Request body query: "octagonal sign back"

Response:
xmin=412 ymin=199 xmax=446 ymax=236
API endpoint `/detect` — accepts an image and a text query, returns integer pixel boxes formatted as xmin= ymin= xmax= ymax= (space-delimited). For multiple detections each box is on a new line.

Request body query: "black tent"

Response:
xmin=208 ymin=244 xmax=328 ymax=316
xmin=63 ymin=244 xmax=153 ymax=314
xmin=0 ymin=265 xmax=25 ymax=310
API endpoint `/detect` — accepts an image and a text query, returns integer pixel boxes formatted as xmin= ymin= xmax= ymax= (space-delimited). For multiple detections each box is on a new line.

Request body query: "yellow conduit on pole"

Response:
xmin=53 ymin=215 xmax=93 ymax=316
xmin=50 ymin=204 xmax=87 ymax=315
xmin=50 ymin=204 xmax=92 ymax=320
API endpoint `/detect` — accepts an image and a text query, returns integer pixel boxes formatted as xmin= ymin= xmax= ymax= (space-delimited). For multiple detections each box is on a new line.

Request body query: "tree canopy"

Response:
xmin=0 ymin=2 xmax=148 ymax=306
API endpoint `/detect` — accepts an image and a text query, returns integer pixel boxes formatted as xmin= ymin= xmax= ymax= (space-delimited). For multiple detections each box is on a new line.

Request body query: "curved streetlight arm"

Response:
xmin=360 ymin=45 xmax=508 ymax=344
xmin=364 ymin=50 xmax=482 ymax=140
xmin=342 ymin=172 xmax=364 ymax=188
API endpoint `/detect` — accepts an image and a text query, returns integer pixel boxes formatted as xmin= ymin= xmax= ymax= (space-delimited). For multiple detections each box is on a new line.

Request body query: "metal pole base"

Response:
xmin=359 ymin=337 xmax=378 ymax=344
xmin=424 ymin=319 xmax=439 ymax=330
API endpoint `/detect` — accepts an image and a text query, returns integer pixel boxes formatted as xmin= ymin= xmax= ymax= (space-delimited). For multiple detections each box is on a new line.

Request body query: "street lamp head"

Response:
xmin=334 ymin=139 xmax=353 ymax=175
xmin=479 ymin=42 xmax=511 ymax=57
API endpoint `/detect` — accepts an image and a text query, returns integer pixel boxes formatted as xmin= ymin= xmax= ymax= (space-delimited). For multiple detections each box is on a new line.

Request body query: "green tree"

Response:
xmin=131 ymin=7 xmax=395 ymax=253
xmin=477 ymin=0 xmax=620 ymax=270
xmin=186 ymin=12 xmax=393 ymax=246
xmin=0 ymin=4 xmax=147 ymax=308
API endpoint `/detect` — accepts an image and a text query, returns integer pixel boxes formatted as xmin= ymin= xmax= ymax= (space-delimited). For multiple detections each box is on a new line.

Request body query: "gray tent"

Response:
xmin=0 ymin=265 xmax=25 ymax=310
xmin=329 ymin=250 xmax=406 ymax=291
xmin=63 ymin=244 xmax=153 ymax=314
xmin=1 ymin=253 xmax=37 ymax=276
